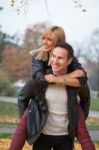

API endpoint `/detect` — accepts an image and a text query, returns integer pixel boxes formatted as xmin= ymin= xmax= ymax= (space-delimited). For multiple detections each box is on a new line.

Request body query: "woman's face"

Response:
xmin=42 ymin=34 xmax=55 ymax=52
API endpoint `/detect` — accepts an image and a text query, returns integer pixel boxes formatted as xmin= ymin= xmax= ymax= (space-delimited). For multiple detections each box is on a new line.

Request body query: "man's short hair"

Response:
xmin=55 ymin=42 xmax=74 ymax=58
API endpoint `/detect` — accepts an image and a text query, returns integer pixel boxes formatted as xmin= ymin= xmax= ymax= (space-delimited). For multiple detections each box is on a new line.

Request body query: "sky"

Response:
xmin=0 ymin=0 xmax=99 ymax=43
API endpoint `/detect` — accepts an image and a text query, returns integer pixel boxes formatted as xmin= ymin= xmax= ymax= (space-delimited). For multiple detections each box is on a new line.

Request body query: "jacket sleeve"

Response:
xmin=70 ymin=56 xmax=83 ymax=70
xmin=78 ymin=83 xmax=90 ymax=119
xmin=69 ymin=56 xmax=87 ymax=86
xmin=32 ymin=56 xmax=46 ymax=80
xmin=18 ymin=78 xmax=36 ymax=118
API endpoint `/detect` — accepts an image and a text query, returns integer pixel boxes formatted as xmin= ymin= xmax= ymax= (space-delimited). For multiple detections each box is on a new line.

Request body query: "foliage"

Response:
xmin=1 ymin=22 xmax=48 ymax=81
xmin=0 ymin=72 xmax=17 ymax=96
xmin=2 ymin=43 xmax=32 ymax=81
xmin=0 ymin=31 xmax=7 ymax=63
xmin=23 ymin=23 xmax=48 ymax=51
xmin=89 ymin=70 xmax=99 ymax=91
xmin=0 ymin=139 xmax=99 ymax=150
xmin=9 ymin=0 xmax=87 ymax=15
xmin=0 ymin=30 xmax=20 ymax=63
xmin=75 ymin=28 xmax=99 ymax=91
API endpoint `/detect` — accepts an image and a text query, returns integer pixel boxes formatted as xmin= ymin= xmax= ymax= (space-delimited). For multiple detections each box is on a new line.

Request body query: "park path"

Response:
xmin=0 ymin=125 xmax=99 ymax=141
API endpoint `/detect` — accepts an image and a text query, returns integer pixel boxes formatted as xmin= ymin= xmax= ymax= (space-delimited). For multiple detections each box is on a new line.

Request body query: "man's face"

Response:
xmin=51 ymin=47 xmax=72 ymax=75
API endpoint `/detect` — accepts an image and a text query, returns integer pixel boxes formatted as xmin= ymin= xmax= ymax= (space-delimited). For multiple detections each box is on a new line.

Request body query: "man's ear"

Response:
xmin=68 ymin=58 xmax=73 ymax=65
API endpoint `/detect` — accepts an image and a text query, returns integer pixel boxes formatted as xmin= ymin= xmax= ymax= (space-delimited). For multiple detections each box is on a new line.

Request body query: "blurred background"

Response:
xmin=0 ymin=0 xmax=99 ymax=96
xmin=0 ymin=0 xmax=99 ymax=149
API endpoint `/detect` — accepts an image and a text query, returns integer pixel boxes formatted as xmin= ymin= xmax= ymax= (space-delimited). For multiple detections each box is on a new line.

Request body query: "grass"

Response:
xmin=86 ymin=117 xmax=99 ymax=129
xmin=90 ymin=98 xmax=99 ymax=111
xmin=0 ymin=98 xmax=99 ymax=127
xmin=0 ymin=99 xmax=99 ymax=149
xmin=0 ymin=102 xmax=19 ymax=126
xmin=0 ymin=133 xmax=12 ymax=139
xmin=0 ymin=102 xmax=18 ymax=118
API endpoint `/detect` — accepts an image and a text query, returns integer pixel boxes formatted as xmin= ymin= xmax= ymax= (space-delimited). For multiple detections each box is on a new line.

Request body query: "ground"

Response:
xmin=0 ymin=139 xmax=99 ymax=150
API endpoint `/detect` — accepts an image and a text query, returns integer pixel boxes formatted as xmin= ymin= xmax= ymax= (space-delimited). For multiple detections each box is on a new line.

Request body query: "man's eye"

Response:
xmin=52 ymin=54 xmax=55 ymax=58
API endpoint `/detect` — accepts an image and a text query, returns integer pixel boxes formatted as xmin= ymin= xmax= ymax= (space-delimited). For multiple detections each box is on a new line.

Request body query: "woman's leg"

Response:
xmin=9 ymin=108 xmax=28 ymax=150
xmin=76 ymin=104 xmax=96 ymax=150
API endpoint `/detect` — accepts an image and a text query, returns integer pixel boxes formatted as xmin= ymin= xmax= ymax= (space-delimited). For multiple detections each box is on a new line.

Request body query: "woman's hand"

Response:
xmin=45 ymin=74 xmax=57 ymax=83
xmin=67 ymin=70 xmax=85 ymax=78
xmin=45 ymin=70 xmax=86 ymax=86
xmin=45 ymin=74 xmax=65 ymax=84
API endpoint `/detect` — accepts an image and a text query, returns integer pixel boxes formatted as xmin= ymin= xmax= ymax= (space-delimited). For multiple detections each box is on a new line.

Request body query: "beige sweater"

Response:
xmin=42 ymin=84 xmax=69 ymax=135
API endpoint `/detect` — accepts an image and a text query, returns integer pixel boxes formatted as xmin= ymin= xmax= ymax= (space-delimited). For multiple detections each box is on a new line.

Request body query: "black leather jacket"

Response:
xmin=19 ymin=78 xmax=81 ymax=145
xmin=18 ymin=55 xmax=90 ymax=145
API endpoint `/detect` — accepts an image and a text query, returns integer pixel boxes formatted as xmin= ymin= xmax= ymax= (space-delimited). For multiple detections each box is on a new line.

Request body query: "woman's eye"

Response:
xmin=48 ymin=38 xmax=52 ymax=41
xmin=42 ymin=37 xmax=45 ymax=40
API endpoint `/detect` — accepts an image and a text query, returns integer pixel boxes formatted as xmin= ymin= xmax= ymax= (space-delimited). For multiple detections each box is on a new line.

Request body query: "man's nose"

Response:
xmin=53 ymin=58 xmax=58 ymax=63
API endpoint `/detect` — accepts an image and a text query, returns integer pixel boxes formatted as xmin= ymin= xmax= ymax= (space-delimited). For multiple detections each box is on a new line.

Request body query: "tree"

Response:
xmin=2 ymin=43 xmax=32 ymax=81
xmin=0 ymin=31 xmax=7 ymax=63
xmin=85 ymin=29 xmax=99 ymax=90
xmin=1 ymin=22 xmax=49 ymax=81
xmin=0 ymin=29 xmax=21 ymax=64
xmin=75 ymin=29 xmax=99 ymax=90
xmin=23 ymin=22 xmax=48 ymax=51
xmin=9 ymin=0 xmax=86 ymax=15
xmin=0 ymin=69 xmax=17 ymax=96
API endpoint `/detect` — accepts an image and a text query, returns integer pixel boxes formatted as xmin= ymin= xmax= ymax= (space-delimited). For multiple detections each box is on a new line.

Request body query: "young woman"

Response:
xmin=9 ymin=26 xmax=96 ymax=150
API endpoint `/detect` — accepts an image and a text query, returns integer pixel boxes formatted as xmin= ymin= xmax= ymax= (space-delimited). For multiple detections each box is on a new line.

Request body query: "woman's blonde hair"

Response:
xmin=30 ymin=26 xmax=66 ymax=62
xmin=42 ymin=26 xmax=66 ymax=46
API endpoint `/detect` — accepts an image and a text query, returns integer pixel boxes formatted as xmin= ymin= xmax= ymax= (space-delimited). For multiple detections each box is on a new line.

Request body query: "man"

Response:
xmin=19 ymin=42 xmax=90 ymax=150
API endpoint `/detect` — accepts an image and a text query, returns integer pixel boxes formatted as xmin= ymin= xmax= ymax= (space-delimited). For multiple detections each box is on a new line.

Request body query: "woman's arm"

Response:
xmin=45 ymin=56 xmax=87 ymax=87
xmin=32 ymin=56 xmax=47 ymax=80
xmin=69 ymin=56 xmax=87 ymax=84
xmin=78 ymin=84 xmax=90 ymax=119
xmin=45 ymin=74 xmax=82 ymax=87
xmin=32 ymin=55 xmax=87 ymax=87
